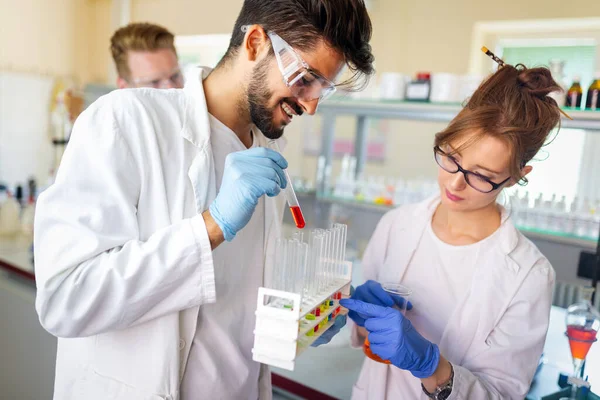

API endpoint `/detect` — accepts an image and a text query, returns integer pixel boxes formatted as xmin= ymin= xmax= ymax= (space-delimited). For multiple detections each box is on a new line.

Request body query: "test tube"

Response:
xmin=324 ymin=229 xmax=332 ymax=289
xmin=340 ymin=224 xmax=347 ymax=277
xmin=334 ymin=225 xmax=342 ymax=281
xmin=288 ymin=240 xmax=297 ymax=293
xmin=315 ymin=230 xmax=325 ymax=294
xmin=281 ymin=239 xmax=290 ymax=293
xmin=297 ymin=242 xmax=308 ymax=296
xmin=267 ymin=140 xmax=306 ymax=229
xmin=273 ymin=238 xmax=283 ymax=291
xmin=312 ymin=232 xmax=324 ymax=297
xmin=308 ymin=231 xmax=316 ymax=296
xmin=333 ymin=223 xmax=347 ymax=279
xmin=328 ymin=229 xmax=335 ymax=288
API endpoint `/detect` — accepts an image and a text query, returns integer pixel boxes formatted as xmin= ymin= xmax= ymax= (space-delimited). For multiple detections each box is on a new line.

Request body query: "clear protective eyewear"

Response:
xmin=242 ymin=26 xmax=337 ymax=102
xmin=130 ymin=65 xmax=184 ymax=89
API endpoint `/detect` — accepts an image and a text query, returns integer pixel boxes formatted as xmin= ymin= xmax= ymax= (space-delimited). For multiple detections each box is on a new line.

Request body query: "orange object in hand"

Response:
xmin=363 ymin=338 xmax=391 ymax=364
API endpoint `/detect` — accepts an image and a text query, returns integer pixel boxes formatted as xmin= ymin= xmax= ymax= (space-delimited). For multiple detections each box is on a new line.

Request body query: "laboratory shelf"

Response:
xmin=518 ymin=228 xmax=598 ymax=251
xmin=300 ymin=191 xmax=598 ymax=251
xmin=318 ymin=98 xmax=463 ymax=122
xmin=318 ymin=97 xmax=600 ymax=131
xmin=314 ymin=98 xmax=600 ymax=187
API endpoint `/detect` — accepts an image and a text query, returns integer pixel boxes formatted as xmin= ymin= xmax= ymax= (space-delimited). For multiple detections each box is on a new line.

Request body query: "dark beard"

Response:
xmin=246 ymin=58 xmax=285 ymax=140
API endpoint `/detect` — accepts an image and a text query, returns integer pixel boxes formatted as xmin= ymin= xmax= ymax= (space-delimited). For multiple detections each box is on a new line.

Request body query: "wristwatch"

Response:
xmin=421 ymin=363 xmax=454 ymax=400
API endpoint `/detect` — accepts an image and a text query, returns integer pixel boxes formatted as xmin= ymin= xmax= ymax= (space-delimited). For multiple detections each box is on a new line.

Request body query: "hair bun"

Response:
xmin=517 ymin=66 xmax=562 ymax=99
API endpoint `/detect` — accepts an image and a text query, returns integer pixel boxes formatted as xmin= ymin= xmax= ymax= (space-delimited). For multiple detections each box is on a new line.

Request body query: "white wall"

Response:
xmin=0 ymin=72 xmax=54 ymax=189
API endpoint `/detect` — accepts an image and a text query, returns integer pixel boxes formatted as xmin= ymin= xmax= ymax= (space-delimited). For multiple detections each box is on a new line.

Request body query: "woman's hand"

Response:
xmin=346 ymin=280 xmax=412 ymax=327
xmin=340 ymin=299 xmax=440 ymax=379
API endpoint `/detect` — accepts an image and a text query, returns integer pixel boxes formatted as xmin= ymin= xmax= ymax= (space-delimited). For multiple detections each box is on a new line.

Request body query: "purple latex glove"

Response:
xmin=341 ymin=299 xmax=440 ymax=379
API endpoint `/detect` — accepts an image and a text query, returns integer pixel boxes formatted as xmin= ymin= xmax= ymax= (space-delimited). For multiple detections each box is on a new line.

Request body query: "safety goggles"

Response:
xmin=129 ymin=65 xmax=184 ymax=89
xmin=242 ymin=26 xmax=337 ymax=101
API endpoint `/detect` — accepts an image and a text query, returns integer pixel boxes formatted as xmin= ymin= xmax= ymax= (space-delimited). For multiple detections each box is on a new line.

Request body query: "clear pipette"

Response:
xmin=267 ymin=140 xmax=306 ymax=229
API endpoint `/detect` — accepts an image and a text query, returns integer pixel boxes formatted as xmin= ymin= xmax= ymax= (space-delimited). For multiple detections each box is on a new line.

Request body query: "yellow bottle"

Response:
xmin=586 ymin=72 xmax=600 ymax=111
xmin=566 ymin=76 xmax=583 ymax=108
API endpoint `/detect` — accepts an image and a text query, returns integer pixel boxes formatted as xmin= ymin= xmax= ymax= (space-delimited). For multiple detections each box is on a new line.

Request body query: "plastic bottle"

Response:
xmin=566 ymin=196 xmax=579 ymax=235
xmin=373 ymin=176 xmax=386 ymax=205
xmin=393 ymin=179 xmax=406 ymax=206
xmin=354 ymin=174 xmax=366 ymax=202
xmin=21 ymin=195 xmax=36 ymax=238
xmin=520 ymin=191 xmax=531 ymax=228
xmin=316 ymin=156 xmax=326 ymax=195
xmin=0 ymin=191 xmax=22 ymax=236
xmin=15 ymin=184 xmax=24 ymax=207
xmin=348 ymin=157 xmax=358 ymax=198
xmin=383 ymin=177 xmax=395 ymax=205
xmin=541 ymin=194 xmax=556 ymax=231
xmin=575 ymin=198 xmax=591 ymax=238
xmin=533 ymin=193 xmax=545 ymax=230
xmin=587 ymin=199 xmax=600 ymax=239
xmin=508 ymin=190 xmax=521 ymax=226
xmin=555 ymin=195 xmax=568 ymax=233
xmin=334 ymin=155 xmax=350 ymax=198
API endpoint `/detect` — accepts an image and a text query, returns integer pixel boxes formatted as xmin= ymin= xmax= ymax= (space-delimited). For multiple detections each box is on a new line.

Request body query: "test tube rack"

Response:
xmin=252 ymin=261 xmax=352 ymax=371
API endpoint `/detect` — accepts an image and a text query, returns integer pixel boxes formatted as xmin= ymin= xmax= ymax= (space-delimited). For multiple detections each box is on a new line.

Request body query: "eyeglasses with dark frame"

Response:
xmin=433 ymin=146 xmax=511 ymax=193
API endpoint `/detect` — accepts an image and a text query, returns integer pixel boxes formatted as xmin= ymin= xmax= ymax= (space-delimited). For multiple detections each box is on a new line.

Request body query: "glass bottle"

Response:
xmin=566 ymin=76 xmax=583 ymax=109
xmin=586 ymin=72 xmax=600 ymax=111
xmin=548 ymin=59 xmax=567 ymax=107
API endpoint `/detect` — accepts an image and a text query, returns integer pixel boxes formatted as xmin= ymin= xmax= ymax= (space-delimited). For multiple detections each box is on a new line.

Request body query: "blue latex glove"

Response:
xmin=311 ymin=315 xmax=347 ymax=347
xmin=347 ymin=280 xmax=412 ymax=327
xmin=209 ymin=148 xmax=287 ymax=241
xmin=340 ymin=299 xmax=440 ymax=379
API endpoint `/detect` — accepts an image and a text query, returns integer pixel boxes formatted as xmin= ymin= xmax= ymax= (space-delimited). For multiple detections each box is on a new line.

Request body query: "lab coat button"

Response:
xmin=178 ymin=338 xmax=185 ymax=350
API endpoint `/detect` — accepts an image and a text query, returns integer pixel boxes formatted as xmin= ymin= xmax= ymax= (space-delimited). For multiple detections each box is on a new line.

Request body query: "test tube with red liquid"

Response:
xmin=268 ymin=140 xmax=306 ymax=229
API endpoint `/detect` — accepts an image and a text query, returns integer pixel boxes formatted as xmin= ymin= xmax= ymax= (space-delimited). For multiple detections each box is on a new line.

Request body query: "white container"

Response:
xmin=458 ymin=74 xmax=486 ymax=103
xmin=21 ymin=200 xmax=35 ymax=238
xmin=430 ymin=73 xmax=460 ymax=103
xmin=379 ymin=72 xmax=408 ymax=100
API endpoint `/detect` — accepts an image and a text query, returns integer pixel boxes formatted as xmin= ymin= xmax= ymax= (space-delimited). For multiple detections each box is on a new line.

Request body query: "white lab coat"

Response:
xmin=349 ymin=197 xmax=555 ymax=400
xmin=34 ymin=68 xmax=285 ymax=400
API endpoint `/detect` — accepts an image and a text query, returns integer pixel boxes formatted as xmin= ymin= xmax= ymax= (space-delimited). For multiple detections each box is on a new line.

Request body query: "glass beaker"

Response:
xmin=363 ymin=282 xmax=412 ymax=364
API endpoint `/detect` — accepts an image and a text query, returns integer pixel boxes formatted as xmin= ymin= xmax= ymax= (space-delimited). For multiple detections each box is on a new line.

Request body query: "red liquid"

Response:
xmin=363 ymin=338 xmax=391 ymax=364
xmin=289 ymin=206 xmax=306 ymax=229
xmin=567 ymin=325 xmax=598 ymax=360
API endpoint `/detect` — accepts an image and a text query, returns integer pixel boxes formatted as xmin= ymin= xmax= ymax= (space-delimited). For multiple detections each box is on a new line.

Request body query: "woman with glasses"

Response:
xmin=340 ymin=63 xmax=562 ymax=399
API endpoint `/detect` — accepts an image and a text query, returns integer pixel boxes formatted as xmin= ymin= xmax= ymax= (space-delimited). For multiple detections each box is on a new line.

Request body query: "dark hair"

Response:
xmin=110 ymin=22 xmax=177 ymax=80
xmin=221 ymin=0 xmax=374 ymax=90
xmin=435 ymin=64 xmax=562 ymax=185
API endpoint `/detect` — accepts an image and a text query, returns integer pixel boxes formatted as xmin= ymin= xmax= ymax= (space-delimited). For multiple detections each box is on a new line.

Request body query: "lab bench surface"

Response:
xmin=0 ymin=235 xmax=35 ymax=281
xmin=1 ymin=238 xmax=599 ymax=399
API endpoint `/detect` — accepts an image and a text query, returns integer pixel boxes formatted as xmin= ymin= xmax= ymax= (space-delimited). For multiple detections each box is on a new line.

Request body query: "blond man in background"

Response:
xmin=110 ymin=22 xmax=184 ymax=89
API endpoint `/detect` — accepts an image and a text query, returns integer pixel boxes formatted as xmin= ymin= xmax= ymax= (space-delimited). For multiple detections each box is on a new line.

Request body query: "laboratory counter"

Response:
xmin=0 ymin=236 xmax=598 ymax=399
